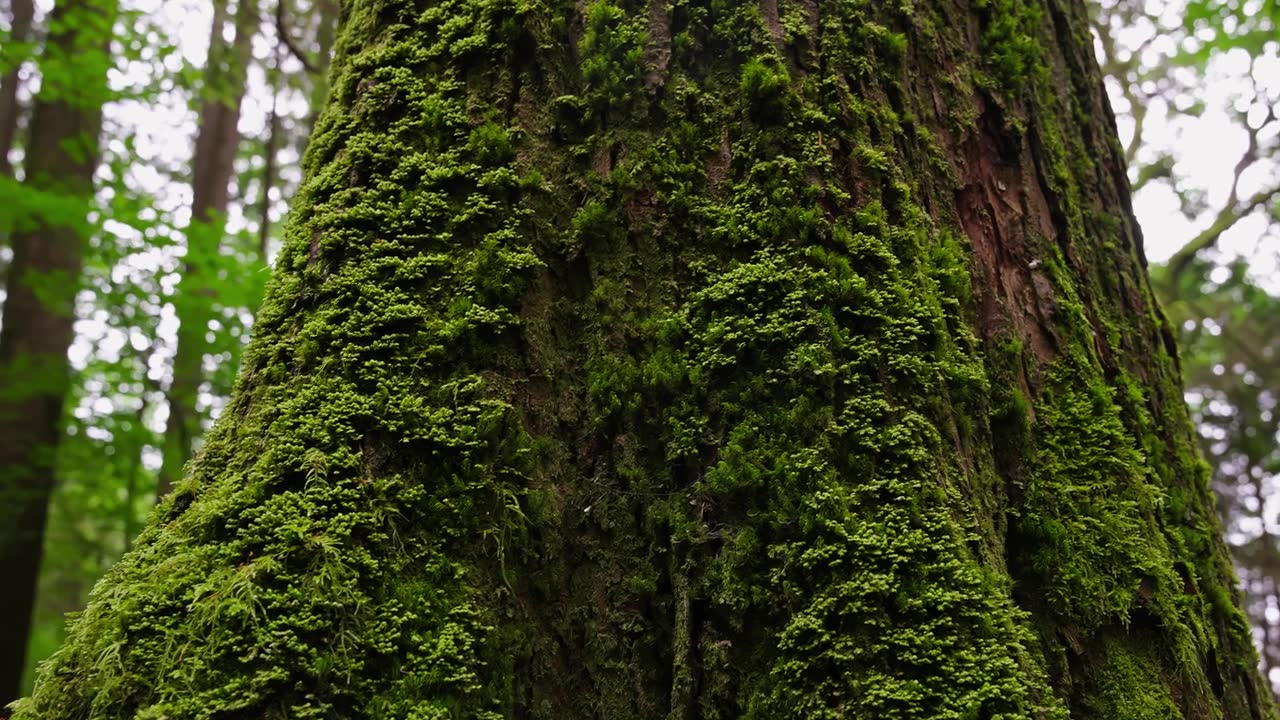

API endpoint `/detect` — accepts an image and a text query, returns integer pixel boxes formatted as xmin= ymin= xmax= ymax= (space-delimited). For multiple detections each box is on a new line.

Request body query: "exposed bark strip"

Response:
xmin=954 ymin=96 xmax=1061 ymax=367
xmin=760 ymin=0 xmax=783 ymax=48
xmin=669 ymin=550 xmax=694 ymax=720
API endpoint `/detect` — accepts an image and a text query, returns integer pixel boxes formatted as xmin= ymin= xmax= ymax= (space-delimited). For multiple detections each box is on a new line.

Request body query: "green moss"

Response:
xmin=468 ymin=122 xmax=515 ymax=164
xmin=974 ymin=0 xmax=1043 ymax=93
xmin=740 ymin=57 xmax=790 ymax=117
xmin=580 ymin=0 xmax=647 ymax=118
xmin=1076 ymin=635 xmax=1183 ymax=719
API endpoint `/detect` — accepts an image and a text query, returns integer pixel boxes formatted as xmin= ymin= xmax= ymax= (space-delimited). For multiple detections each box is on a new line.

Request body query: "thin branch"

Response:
xmin=1164 ymin=184 xmax=1280 ymax=288
xmin=1130 ymin=154 xmax=1172 ymax=194
xmin=1163 ymin=89 xmax=1279 ymax=290
xmin=276 ymin=0 xmax=319 ymax=75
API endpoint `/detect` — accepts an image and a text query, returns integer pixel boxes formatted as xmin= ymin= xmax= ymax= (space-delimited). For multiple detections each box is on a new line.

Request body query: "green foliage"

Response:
xmin=8 ymin=0 xmax=334 ymax=698
xmin=1179 ymin=0 xmax=1280 ymax=63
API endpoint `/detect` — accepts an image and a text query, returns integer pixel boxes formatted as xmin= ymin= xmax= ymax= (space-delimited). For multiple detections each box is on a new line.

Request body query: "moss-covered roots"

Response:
xmin=14 ymin=0 xmax=1272 ymax=718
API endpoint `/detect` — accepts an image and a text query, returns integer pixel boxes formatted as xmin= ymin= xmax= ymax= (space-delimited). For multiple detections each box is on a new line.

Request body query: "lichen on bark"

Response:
xmin=12 ymin=0 xmax=1273 ymax=718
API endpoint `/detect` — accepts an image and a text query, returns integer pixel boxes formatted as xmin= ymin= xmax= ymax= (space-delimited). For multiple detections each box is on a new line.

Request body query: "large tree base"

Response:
xmin=12 ymin=0 xmax=1272 ymax=718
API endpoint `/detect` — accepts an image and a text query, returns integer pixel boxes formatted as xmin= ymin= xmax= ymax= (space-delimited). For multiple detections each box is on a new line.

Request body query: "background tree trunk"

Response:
xmin=0 ymin=0 xmax=114 ymax=707
xmin=0 ymin=0 xmax=34 ymax=177
xmin=304 ymin=0 xmax=338 ymax=132
xmin=156 ymin=0 xmax=258 ymax=498
xmin=12 ymin=0 xmax=1274 ymax=717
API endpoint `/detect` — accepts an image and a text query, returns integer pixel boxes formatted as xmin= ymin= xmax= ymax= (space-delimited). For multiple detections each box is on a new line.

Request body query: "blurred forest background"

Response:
xmin=0 ymin=0 xmax=1276 ymax=702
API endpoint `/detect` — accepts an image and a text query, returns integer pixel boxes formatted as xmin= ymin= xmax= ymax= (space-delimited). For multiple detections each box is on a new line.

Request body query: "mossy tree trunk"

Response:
xmin=0 ymin=0 xmax=114 ymax=708
xmin=13 ymin=0 xmax=1274 ymax=718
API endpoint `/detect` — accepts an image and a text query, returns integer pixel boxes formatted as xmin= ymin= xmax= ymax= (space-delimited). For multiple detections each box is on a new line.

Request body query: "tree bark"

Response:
xmin=0 ymin=0 xmax=114 ymax=708
xmin=0 ymin=0 xmax=34 ymax=176
xmin=156 ymin=0 xmax=258 ymax=498
xmin=12 ymin=0 xmax=1274 ymax=718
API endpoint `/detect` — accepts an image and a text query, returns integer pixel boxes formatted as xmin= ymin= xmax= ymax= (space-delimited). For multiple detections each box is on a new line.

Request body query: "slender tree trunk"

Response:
xmin=12 ymin=0 xmax=1275 ymax=717
xmin=0 ymin=0 xmax=35 ymax=272
xmin=305 ymin=0 xmax=339 ymax=133
xmin=0 ymin=0 xmax=34 ymax=176
xmin=0 ymin=0 xmax=114 ymax=708
xmin=257 ymin=40 xmax=282 ymax=262
xmin=260 ymin=0 xmax=341 ymax=262
xmin=156 ymin=0 xmax=258 ymax=498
